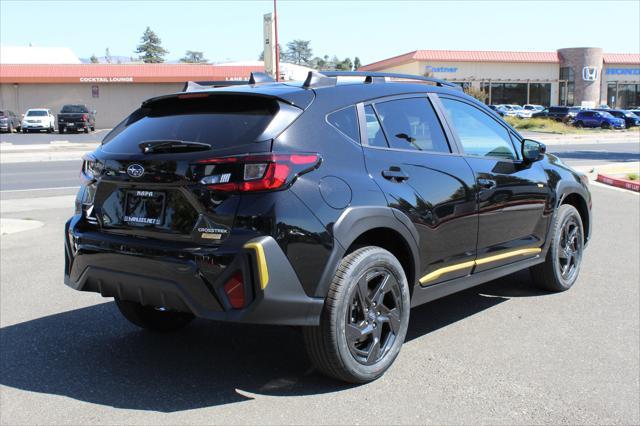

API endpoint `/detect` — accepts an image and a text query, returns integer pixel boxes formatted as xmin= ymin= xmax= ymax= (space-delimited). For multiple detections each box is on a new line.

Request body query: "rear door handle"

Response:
xmin=382 ymin=167 xmax=409 ymax=182
xmin=477 ymin=178 xmax=496 ymax=190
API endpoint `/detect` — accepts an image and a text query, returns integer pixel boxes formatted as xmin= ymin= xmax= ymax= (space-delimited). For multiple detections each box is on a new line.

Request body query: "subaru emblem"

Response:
xmin=127 ymin=163 xmax=145 ymax=178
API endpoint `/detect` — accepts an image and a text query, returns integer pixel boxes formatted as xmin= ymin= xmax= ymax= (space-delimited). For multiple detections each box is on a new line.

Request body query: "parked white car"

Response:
xmin=21 ymin=108 xmax=56 ymax=133
xmin=496 ymin=104 xmax=517 ymax=117
xmin=523 ymin=104 xmax=545 ymax=112
xmin=506 ymin=105 xmax=534 ymax=118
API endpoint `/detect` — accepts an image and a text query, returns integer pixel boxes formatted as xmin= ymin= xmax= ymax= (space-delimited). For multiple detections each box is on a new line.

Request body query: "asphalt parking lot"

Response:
xmin=0 ymin=135 xmax=639 ymax=425
xmin=0 ymin=128 xmax=110 ymax=145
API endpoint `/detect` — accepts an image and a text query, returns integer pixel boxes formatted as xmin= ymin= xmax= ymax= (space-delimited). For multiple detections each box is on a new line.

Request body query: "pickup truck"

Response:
xmin=58 ymin=104 xmax=96 ymax=133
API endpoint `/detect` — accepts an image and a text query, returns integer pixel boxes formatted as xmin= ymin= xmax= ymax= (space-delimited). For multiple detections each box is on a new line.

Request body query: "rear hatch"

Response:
xmin=59 ymin=105 xmax=89 ymax=123
xmin=81 ymin=92 xmax=311 ymax=245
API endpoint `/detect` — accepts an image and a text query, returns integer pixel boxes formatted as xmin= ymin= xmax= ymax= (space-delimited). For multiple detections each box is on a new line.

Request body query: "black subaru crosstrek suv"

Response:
xmin=65 ymin=71 xmax=592 ymax=383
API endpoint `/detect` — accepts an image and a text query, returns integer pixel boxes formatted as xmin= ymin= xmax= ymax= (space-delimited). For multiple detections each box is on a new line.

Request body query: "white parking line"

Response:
xmin=0 ymin=186 xmax=78 ymax=193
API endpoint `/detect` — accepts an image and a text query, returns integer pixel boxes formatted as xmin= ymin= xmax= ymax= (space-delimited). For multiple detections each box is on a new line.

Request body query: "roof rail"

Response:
xmin=249 ymin=72 xmax=275 ymax=85
xmin=320 ymin=71 xmax=462 ymax=90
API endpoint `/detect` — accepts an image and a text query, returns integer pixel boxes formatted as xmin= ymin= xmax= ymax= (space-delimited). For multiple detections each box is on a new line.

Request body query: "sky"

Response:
xmin=1 ymin=0 xmax=639 ymax=65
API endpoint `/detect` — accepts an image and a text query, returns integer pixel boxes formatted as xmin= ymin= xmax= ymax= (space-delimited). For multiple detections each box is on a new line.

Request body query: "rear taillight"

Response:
xmin=223 ymin=271 xmax=245 ymax=309
xmin=197 ymin=153 xmax=320 ymax=192
xmin=82 ymin=114 xmax=88 ymax=121
xmin=80 ymin=153 xmax=103 ymax=184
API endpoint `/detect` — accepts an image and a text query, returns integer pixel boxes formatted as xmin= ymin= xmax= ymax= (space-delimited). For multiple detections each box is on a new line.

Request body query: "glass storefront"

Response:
xmin=559 ymin=66 xmax=575 ymax=106
xmin=529 ymin=83 xmax=551 ymax=106
xmin=607 ymin=83 xmax=640 ymax=108
xmin=490 ymin=83 xmax=527 ymax=105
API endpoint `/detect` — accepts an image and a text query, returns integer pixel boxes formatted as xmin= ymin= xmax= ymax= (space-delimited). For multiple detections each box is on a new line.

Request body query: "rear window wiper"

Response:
xmin=139 ymin=140 xmax=211 ymax=154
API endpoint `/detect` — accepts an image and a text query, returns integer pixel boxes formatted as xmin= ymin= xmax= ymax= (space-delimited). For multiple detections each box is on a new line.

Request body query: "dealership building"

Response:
xmin=1 ymin=46 xmax=639 ymax=128
xmin=360 ymin=47 xmax=640 ymax=108
xmin=0 ymin=63 xmax=268 ymax=128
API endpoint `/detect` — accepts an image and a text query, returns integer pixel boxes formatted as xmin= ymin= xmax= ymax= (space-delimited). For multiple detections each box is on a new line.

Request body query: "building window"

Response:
xmin=529 ymin=83 xmax=551 ymax=106
xmin=608 ymin=83 xmax=640 ymax=109
xmin=559 ymin=66 xmax=575 ymax=106
xmin=484 ymin=83 xmax=528 ymax=105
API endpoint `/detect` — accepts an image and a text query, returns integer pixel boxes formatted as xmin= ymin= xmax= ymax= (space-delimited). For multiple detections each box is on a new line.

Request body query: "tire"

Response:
xmin=8 ymin=123 xmax=13 ymax=133
xmin=531 ymin=204 xmax=584 ymax=292
xmin=84 ymin=127 xmax=89 ymax=133
xmin=22 ymin=128 xmax=27 ymax=133
xmin=575 ymin=121 xmax=583 ymax=128
xmin=115 ymin=298 xmax=195 ymax=332
xmin=303 ymin=246 xmax=411 ymax=383
xmin=601 ymin=122 xmax=610 ymax=129
xmin=59 ymin=127 xmax=64 ymax=134
xmin=91 ymin=126 xmax=95 ymax=132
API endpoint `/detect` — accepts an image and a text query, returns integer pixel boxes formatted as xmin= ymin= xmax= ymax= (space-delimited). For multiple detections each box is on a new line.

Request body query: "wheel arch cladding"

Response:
xmin=561 ymin=192 xmax=591 ymax=242
xmin=314 ymin=206 xmax=420 ymax=298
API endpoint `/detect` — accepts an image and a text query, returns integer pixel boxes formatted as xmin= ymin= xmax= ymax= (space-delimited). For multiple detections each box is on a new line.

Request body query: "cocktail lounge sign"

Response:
xmin=79 ymin=77 xmax=134 ymax=83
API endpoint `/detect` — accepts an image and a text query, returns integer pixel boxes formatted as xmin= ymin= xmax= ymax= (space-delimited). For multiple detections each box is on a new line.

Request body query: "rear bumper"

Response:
xmin=59 ymin=122 xmax=88 ymax=129
xmin=64 ymin=216 xmax=323 ymax=326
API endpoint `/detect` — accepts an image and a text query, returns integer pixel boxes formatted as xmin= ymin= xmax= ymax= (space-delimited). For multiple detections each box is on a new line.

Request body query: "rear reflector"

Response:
xmin=223 ymin=271 xmax=245 ymax=309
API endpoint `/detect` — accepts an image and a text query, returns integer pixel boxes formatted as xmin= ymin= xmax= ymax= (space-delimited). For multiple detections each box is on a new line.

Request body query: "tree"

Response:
xmin=89 ymin=54 xmax=99 ymax=64
xmin=135 ymin=27 xmax=168 ymax=63
xmin=464 ymin=86 xmax=489 ymax=103
xmin=335 ymin=57 xmax=353 ymax=71
xmin=180 ymin=50 xmax=208 ymax=63
xmin=285 ymin=39 xmax=312 ymax=65
xmin=104 ymin=48 xmax=112 ymax=64
xmin=353 ymin=57 xmax=362 ymax=70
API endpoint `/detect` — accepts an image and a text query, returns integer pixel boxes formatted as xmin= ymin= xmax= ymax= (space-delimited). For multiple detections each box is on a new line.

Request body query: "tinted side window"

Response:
xmin=327 ymin=106 xmax=360 ymax=142
xmin=441 ymin=98 xmax=517 ymax=160
xmin=374 ymin=98 xmax=450 ymax=153
xmin=364 ymin=105 xmax=388 ymax=148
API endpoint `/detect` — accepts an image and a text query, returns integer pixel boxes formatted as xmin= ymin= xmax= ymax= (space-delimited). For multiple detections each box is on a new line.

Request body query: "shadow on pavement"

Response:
xmin=0 ymin=269 xmax=544 ymax=412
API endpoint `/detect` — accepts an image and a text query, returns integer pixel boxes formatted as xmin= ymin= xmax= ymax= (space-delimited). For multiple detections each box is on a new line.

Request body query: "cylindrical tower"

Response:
xmin=558 ymin=47 xmax=604 ymax=106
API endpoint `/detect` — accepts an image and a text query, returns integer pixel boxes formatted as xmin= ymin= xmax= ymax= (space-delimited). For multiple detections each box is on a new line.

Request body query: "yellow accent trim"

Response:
xmin=244 ymin=242 xmax=269 ymax=289
xmin=474 ymin=248 xmax=541 ymax=266
xmin=419 ymin=261 xmax=475 ymax=285
xmin=419 ymin=248 xmax=542 ymax=285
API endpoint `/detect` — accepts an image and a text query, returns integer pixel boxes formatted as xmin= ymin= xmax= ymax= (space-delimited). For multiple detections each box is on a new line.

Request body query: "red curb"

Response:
xmin=596 ymin=174 xmax=640 ymax=192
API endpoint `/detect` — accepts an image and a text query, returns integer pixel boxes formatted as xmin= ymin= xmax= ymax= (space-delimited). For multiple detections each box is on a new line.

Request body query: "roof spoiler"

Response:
xmin=304 ymin=71 xmax=462 ymax=90
xmin=182 ymin=80 xmax=250 ymax=92
xmin=182 ymin=72 xmax=275 ymax=92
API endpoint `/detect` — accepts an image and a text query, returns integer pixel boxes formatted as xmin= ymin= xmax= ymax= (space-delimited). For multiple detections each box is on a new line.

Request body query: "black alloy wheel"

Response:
xmin=345 ymin=268 xmax=403 ymax=365
xmin=556 ymin=213 xmax=583 ymax=283
xmin=303 ymin=246 xmax=410 ymax=383
xmin=531 ymin=204 xmax=584 ymax=292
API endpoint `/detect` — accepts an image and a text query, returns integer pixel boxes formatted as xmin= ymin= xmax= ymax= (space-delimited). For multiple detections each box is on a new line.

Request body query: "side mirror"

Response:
xmin=522 ymin=139 xmax=546 ymax=163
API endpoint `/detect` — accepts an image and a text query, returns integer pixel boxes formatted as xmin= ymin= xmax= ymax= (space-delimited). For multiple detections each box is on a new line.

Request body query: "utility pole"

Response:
xmin=274 ymin=0 xmax=280 ymax=81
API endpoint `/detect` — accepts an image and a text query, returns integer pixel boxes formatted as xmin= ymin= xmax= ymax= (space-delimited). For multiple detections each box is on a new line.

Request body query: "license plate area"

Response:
xmin=124 ymin=190 xmax=166 ymax=226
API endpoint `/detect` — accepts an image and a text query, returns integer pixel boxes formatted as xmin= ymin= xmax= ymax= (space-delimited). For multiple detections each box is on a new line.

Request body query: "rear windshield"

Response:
xmin=26 ymin=110 xmax=47 ymax=116
xmin=102 ymin=95 xmax=279 ymax=151
xmin=61 ymin=105 xmax=88 ymax=113
xmin=0 ymin=111 xmax=5 ymax=117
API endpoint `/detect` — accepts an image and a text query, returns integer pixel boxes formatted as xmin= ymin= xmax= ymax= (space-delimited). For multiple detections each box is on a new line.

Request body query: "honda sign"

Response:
xmin=582 ymin=66 xmax=599 ymax=81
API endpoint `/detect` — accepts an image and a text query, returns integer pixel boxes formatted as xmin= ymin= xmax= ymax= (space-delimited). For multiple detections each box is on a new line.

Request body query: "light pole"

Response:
xmin=274 ymin=0 xmax=280 ymax=81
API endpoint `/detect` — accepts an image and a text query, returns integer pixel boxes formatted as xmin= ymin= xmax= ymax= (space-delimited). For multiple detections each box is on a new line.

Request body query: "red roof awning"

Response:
xmin=603 ymin=53 xmax=640 ymax=65
xmin=0 ymin=64 xmax=265 ymax=83
xmin=360 ymin=49 xmax=561 ymax=71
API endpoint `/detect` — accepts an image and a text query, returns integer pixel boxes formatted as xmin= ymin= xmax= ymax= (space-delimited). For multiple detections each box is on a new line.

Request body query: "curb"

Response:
xmin=596 ymin=174 xmax=640 ymax=192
